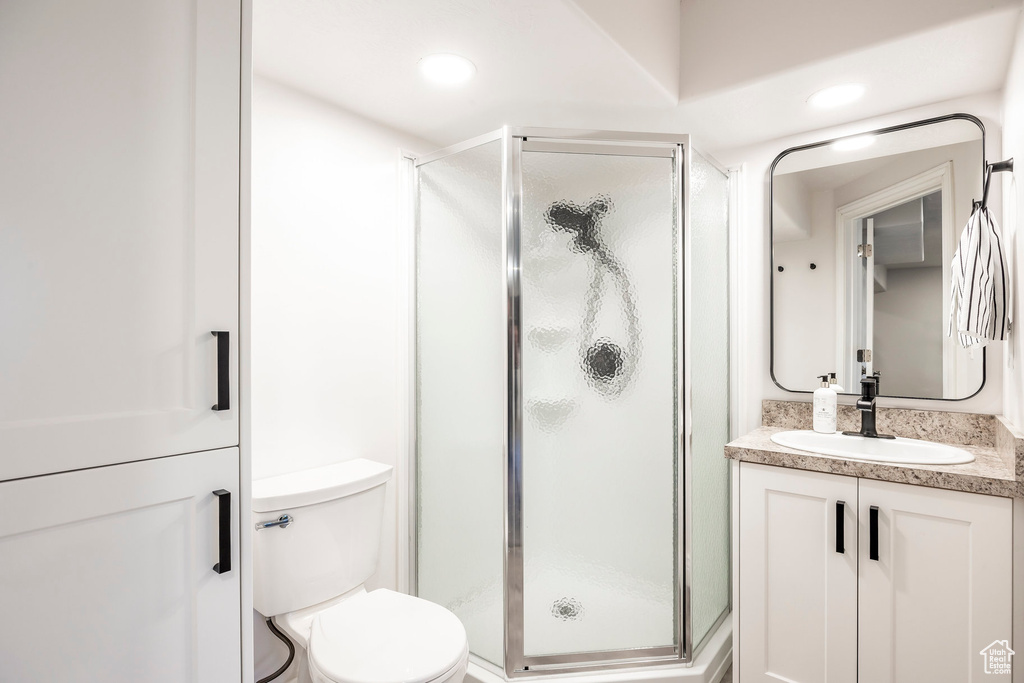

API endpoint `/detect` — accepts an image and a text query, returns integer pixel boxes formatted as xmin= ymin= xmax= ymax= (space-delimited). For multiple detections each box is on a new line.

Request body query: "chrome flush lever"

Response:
xmin=255 ymin=514 xmax=293 ymax=531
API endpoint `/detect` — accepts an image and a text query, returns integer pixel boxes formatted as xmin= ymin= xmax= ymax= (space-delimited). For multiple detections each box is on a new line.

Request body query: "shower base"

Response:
xmin=464 ymin=615 xmax=731 ymax=683
xmin=453 ymin=562 xmax=676 ymax=664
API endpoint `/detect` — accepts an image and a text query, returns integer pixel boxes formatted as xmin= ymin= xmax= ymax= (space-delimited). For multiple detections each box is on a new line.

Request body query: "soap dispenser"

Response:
xmin=828 ymin=372 xmax=844 ymax=393
xmin=813 ymin=374 xmax=837 ymax=434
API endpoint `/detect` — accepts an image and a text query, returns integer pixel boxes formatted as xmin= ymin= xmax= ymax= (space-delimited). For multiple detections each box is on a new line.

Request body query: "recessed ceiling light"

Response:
xmin=832 ymin=135 xmax=875 ymax=152
xmin=419 ymin=53 xmax=476 ymax=87
xmin=808 ymin=83 xmax=865 ymax=109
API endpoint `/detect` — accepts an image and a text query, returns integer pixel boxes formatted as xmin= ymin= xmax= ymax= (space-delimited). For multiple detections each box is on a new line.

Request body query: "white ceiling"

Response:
xmin=253 ymin=0 xmax=1022 ymax=153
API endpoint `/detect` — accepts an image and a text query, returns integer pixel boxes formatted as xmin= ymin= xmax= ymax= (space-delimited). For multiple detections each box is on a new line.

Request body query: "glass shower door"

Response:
xmin=687 ymin=150 xmax=731 ymax=652
xmin=516 ymin=143 xmax=679 ymax=663
xmin=416 ymin=138 xmax=506 ymax=667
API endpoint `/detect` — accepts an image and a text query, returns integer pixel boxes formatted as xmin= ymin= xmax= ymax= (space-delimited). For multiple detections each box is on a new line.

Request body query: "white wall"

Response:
xmin=1003 ymin=12 xmax=1024 ymax=430
xmin=771 ymin=173 xmax=813 ymax=241
xmin=772 ymin=187 xmax=836 ymax=388
xmin=873 ymin=266 xmax=944 ymax=397
xmin=250 ymin=76 xmax=431 ymax=677
xmin=714 ymin=92 xmax=1005 ymax=434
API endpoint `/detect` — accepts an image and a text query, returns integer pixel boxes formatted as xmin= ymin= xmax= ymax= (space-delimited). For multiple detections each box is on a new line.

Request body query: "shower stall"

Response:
xmin=414 ymin=128 xmax=731 ymax=678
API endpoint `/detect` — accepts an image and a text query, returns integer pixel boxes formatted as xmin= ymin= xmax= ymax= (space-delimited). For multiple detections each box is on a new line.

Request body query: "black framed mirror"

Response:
xmin=770 ymin=113 xmax=987 ymax=400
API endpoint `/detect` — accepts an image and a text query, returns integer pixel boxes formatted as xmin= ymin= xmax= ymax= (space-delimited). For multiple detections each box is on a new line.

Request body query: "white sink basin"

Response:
xmin=769 ymin=430 xmax=975 ymax=465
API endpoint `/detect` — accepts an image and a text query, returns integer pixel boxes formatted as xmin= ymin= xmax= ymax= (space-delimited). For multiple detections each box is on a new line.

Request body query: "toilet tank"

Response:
xmin=252 ymin=459 xmax=393 ymax=617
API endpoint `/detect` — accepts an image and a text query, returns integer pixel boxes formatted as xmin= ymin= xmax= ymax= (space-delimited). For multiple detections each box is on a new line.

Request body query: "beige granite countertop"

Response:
xmin=725 ymin=401 xmax=1024 ymax=498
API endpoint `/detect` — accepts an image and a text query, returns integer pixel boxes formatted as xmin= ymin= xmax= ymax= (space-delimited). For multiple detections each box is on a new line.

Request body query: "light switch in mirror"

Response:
xmin=771 ymin=114 xmax=986 ymax=400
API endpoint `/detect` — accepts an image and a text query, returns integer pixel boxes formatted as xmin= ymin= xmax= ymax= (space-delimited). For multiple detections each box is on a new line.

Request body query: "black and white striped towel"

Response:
xmin=949 ymin=205 xmax=1009 ymax=347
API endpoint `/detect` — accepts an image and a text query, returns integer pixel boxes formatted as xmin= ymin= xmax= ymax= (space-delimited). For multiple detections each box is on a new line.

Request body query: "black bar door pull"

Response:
xmin=836 ymin=501 xmax=845 ymax=554
xmin=869 ymin=505 xmax=879 ymax=561
xmin=213 ymin=489 xmax=231 ymax=574
xmin=212 ymin=331 xmax=229 ymax=411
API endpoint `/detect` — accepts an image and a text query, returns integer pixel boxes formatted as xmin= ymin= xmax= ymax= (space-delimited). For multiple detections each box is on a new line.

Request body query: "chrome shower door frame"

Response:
xmin=412 ymin=127 xmax=723 ymax=677
xmin=502 ymin=128 xmax=690 ymax=676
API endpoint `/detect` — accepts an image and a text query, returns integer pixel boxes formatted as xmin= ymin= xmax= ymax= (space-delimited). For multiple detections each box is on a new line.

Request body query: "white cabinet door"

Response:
xmin=0 ymin=447 xmax=241 ymax=682
xmin=859 ymin=479 xmax=1012 ymax=683
xmin=738 ymin=462 xmax=858 ymax=683
xmin=0 ymin=0 xmax=241 ymax=480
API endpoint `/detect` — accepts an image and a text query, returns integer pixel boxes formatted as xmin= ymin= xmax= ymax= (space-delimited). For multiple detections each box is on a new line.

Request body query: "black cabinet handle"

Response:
xmin=869 ymin=505 xmax=879 ymax=561
xmin=836 ymin=501 xmax=845 ymax=554
xmin=211 ymin=331 xmax=229 ymax=411
xmin=213 ymin=489 xmax=231 ymax=574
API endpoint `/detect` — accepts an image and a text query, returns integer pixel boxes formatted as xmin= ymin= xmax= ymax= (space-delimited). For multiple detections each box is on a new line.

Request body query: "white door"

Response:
xmin=0 ymin=447 xmax=240 ymax=682
xmin=738 ymin=462 xmax=858 ymax=683
xmin=0 ymin=0 xmax=241 ymax=480
xmin=859 ymin=479 xmax=1012 ymax=683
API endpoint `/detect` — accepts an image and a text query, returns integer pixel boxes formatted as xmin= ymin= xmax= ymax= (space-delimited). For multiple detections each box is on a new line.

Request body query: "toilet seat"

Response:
xmin=307 ymin=589 xmax=468 ymax=683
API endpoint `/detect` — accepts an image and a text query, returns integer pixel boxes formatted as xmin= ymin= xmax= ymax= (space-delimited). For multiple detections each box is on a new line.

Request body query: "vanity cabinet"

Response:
xmin=738 ymin=464 xmax=858 ymax=683
xmin=857 ymin=478 xmax=1012 ymax=683
xmin=738 ymin=462 xmax=1012 ymax=683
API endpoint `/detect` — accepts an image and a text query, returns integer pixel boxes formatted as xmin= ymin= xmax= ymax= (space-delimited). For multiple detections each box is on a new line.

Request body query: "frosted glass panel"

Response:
xmin=688 ymin=151 xmax=731 ymax=649
xmin=416 ymin=140 xmax=504 ymax=666
xmin=520 ymin=150 xmax=677 ymax=656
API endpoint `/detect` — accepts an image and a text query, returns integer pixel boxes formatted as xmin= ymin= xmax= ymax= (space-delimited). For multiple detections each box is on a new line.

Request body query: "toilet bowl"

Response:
xmin=305 ymin=589 xmax=468 ymax=683
xmin=252 ymin=459 xmax=468 ymax=683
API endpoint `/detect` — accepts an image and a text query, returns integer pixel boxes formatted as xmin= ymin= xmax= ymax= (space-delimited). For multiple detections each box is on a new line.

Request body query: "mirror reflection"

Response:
xmin=771 ymin=115 xmax=985 ymax=399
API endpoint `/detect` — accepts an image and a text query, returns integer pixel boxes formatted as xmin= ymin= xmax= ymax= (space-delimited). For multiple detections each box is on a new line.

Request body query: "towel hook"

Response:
xmin=978 ymin=158 xmax=1014 ymax=210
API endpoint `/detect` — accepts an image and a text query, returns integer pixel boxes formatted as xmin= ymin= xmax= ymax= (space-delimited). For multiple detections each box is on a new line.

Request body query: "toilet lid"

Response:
xmin=308 ymin=589 xmax=468 ymax=683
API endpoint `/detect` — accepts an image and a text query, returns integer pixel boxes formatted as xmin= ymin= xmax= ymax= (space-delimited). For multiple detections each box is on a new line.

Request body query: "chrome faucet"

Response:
xmin=842 ymin=373 xmax=894 ymax=439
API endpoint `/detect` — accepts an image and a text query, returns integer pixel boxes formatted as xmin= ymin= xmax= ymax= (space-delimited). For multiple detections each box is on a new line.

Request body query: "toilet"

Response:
xmin=253 ymin=459 xmax=469 ymax=683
